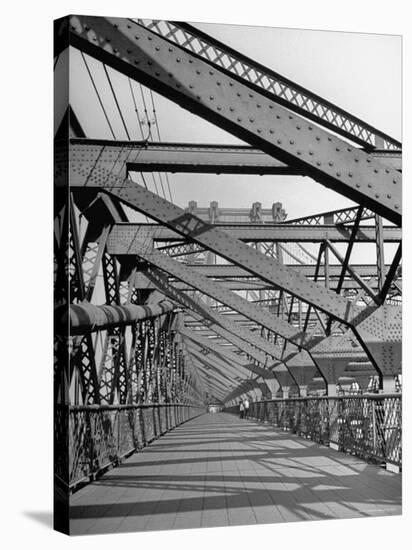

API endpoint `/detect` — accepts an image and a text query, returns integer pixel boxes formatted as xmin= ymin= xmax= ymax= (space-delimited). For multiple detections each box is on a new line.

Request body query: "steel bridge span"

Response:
xmin=54 ymin=16 xmax=402 ymax=535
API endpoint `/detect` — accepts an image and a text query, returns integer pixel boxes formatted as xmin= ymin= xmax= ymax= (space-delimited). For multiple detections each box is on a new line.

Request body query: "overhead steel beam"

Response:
xmin=66 ymin=16 xmax=402 ymax=224
xmin=132 ymin=271 xmax=386 ymax=292
xmin=109 ymin=223 xmax=401 ymax=244
xmin=139 ymin=20 xmax=401 ymax=152
xmin=117 ymin=239 xmax=317 ymax=348
xmin=164 ymin=263 xmax=393 ymax=279
xmin=143 ymin=268 xmax=276 ymax=364
xmin=71 ymin=138 xmax=402 ymax=173
xmin=181 ymin=327 xmax=279 ymax=382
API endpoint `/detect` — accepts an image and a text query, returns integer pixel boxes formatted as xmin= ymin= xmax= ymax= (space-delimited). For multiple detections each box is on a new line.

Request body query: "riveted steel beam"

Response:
xmin=118 ymin=239 xmax=316 ymax=348
xmin=167 ymin=263 xmax=393 ymax=279
xmin=71 ymin=138 xmax=402 ymax=173
xmin=143 ymin=268 xmax=276 ymax=364
xmin=66 ymin=16 xmax=401 ymax=224
xmin=109 ymin=223 xmax=401 ymax=244
xmin=139 ymin=20 xmax=400 ymax=152
xmin=132 ymin=270 xmax=390 ymax=292
xmin=66 ymin=146 xmax=359 ymax=322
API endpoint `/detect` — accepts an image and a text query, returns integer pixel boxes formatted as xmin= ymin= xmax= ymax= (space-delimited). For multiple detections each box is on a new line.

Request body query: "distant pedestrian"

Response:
xmin=239 ymin=400 xmax=244 ymax=419
xmin=243 ymin=397 xmax=250 ymax=418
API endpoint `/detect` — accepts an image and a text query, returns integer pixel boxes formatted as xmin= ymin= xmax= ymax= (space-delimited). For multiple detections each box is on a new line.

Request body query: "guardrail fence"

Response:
xmin=55 ymin=403 xmax=205 ymax=490
xmin=224 ymin=395 xmax=401 ymax=469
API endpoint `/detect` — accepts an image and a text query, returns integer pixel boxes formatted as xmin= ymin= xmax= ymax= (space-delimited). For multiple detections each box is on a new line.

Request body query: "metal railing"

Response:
xmin=224 ymin=394 xmax=401 ymax=468
xmin=55 ymin=403 xmax=205 ymax=489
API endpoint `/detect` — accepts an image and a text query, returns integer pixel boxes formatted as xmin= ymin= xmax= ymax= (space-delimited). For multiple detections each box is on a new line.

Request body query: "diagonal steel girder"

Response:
xmin=189 ymin=349 xmax=237 ymax=393
xmin=181 ymin=327 xmax=278 ymax=382
xmin=66 ymin=144 xmax=364 ymax=325
xmin=188 ymin=342 xmax=248 ymax=386
xmin=65 ymin=16 xmax=401 ymax=225
xmin=110 ymin=237 xmax=322 ymax=349
xmin=142 ymin=267 xmax=278 ymax=363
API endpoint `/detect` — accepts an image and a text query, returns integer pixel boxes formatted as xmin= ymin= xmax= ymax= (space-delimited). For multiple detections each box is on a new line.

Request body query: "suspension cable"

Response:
xmin=80 ymin=52 xmax=116 ymax=139
xmin=103 ymin=64 xmax=131 ymax=140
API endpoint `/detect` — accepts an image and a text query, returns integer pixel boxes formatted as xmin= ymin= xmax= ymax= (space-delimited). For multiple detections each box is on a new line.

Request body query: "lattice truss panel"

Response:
xmin=54 ymin=15 xmax=402 ymax=404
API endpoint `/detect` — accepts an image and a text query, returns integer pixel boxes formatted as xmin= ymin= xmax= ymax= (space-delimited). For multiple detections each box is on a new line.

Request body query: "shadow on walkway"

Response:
xmin=70 ymin=413 xmax=401 ymax=535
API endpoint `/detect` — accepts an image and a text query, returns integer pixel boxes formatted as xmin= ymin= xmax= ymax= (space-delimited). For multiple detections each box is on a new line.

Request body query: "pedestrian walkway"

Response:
xmin=70 ymin=412 xmax=401 ymax=535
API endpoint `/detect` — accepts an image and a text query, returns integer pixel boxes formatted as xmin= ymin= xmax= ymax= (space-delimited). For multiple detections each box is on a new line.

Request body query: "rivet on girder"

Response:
xmin=297 ymin=150 xmax=301 ymax=155
xmin=237 ymin=92 xmax=241 ymax=97
xmin=328 ymin=137 xmax=332 ymax=141
xmin=209 ymin=70 xmax=214 ymax=75
xmin=127 ymin=48 xmax=132 ymax=54
xmin=249 ymin=93 xmax=254 ymax=98
xmin=393 ymin=179 xmax=397 ymax=184
xmin=309 ymin=151 xmax=314 ymax=156
xmin=229 ymin=107 xmax=235 ymax=112
xmin=387 ymin=194 xmax=392 ymax=199
xmin=134 ymin=60 xmax=139 ymax=65
xmin=217 ymin=106 xmax=222 ymax=111
xmin=296 ymin=125 xmax=301 ymax=130
xmin=148 ymin=36 xmax=152 ymax=40
xmin=210 ymin=96 xmax=214 ymax=100
xmin=135 ymin=36 xmax=140 ymax=40
xmin=367 ymin=183 xmax=372 ymax=188
xmin=277 ymin=139 xmax=282 ymax=144
xmin=290 ymin=140 xmax=294 ymax=144
xmin=375 ymin=194 xmax=380 ymax=198
xmin=374 ymin=169 xmax=379 ymax=173
xmin=316 ymin=161 xmax=321 ymax=166
xmin=237 ymin=117 xmax=242 ymax=122
xmin=106 ymin=37 xmax=111 ymax=42
xmin=217 ymin=81 xmax=221 ymax=86
xmin=269 ymin=129 xmax=274 ymax=134
xmin=328 ymin=162 xmax=334 ymax=166
xmin=250 ymin=118 xmax=254 ymax=122
xmin=395 ymin=205 xmax=399 ymax=209
xmin=336 ymin=172 xmax=341 ymax=177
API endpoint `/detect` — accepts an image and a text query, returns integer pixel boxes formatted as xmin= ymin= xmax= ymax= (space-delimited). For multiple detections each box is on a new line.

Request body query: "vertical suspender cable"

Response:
xmin=81 ymin=52 xmax=116 ymax=139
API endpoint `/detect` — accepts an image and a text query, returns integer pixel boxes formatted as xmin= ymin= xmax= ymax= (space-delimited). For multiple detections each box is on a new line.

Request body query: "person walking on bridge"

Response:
xmin=239 ymin=399 xmax=244 ymax=419
xmin=243 ymin=397 xmax=250 ymax=418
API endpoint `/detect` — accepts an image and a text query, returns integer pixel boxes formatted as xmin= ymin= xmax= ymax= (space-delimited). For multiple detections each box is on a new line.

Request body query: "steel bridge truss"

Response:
xmin=55 ymin=14 xmax=402 ymax=411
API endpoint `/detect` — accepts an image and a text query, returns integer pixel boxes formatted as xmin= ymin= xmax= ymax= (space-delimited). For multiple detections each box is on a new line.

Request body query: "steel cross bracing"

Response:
xmin=64 ymin=148 xmax=402 ymax=377
xmin=141 ymin=267 xmax=280 ymax=364
xmin=65 ymin=145 xmax=363 ymax=324
xmin=107 ymin=235 xmax=322 ymax=350
xmin=66 ymin=16 xmax=402 ymax=224
xmin=136 ymin=20 xmax=401 ymax=151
